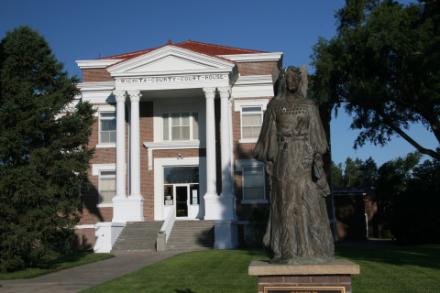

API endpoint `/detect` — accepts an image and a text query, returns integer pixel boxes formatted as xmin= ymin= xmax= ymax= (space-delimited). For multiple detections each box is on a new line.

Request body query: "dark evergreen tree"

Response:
xmin=0 ymin=27 xmax=94 ymax=271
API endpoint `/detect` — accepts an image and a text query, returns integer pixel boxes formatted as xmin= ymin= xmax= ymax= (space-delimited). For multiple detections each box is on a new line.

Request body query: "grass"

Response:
xmin=83 ymin=243 xmax=440 ymax=293
xmin=0 ymin=250 xmax=113 ymax=280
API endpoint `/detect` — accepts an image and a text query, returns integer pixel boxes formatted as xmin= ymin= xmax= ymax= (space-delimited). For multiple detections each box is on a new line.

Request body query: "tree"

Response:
xmin=0 ymin=27 xmax=94 ymax=271
xmin=330 ymin=161 xmax=345 ymax=188
xmin=374 ymin=152 xmax=421 ymax=238
xmin=312 ymin=0 xmax=440 ymax=159
xmin=392 ymin=156 xmax=440 ymax=243
xmin=344 ymin=157 xmax=364 ymax=187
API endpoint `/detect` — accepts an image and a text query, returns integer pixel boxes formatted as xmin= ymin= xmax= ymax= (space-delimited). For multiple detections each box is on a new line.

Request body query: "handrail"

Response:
xmin=156 ymin=208 xmax=176 ymax=251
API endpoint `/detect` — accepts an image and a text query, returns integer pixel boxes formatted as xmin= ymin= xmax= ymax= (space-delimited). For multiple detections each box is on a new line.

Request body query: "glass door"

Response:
xmin=174 ymin=184 xmax=189 ymax=218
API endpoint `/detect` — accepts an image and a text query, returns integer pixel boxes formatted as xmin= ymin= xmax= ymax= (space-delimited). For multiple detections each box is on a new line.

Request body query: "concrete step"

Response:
xmin=112 ymin=221 xmax=163 ymax=253
xmin=166 ymin=220 xmax=215 ymax=251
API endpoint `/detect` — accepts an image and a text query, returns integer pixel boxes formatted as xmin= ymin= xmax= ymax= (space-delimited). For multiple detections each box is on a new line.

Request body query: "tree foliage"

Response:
xmin=331 ymin=153 xmax=440 ymax=243
xmin=312 ymin=0 xmax=440 ymax=159
xmin=392 ymin=156 xmax=440 ymax=243
xmin=0 ymin=27 xmax=94 ymax=271
xmin=330 ymin=156 xmax=378 ymax=188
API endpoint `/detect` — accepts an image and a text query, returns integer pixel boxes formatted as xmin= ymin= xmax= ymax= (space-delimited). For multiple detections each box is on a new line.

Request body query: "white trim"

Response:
xmin=96 ymin=143 xmax=116 ymax=149
xmin=234 ymin=75 xmax=273 ymax=85
xmin=77 ymin=81 xmax=115 ymax=91
xmin=239 ymin=138 xmax=258 ymax=144
xmin=234 ymin=99 xmax=269 ymax=112
xmin=93 ymin=104 xmax=116 ymax=116
xmin=144 ymin=140 xmax=201 ymax=170
xmin=231 ymin=75 xmax=274 ymax=98
xmin=220 ymin=52 xmax=283 ymax=62
xmin=92 ymin=163 xmax=116 ymax=176
xmin=98 ymin=111 xmax=116 ymax=145
xmin=108 ymin=45 xmax=235 ymax=76
xmin=97 ymin=203 xmax=113 ymax=208
xmin=75 ymin=224 xmax=96 ymax=229
xmin=153 ymin=157 xmax=206 ymax=221
xmin=76 ymin=59 xmax=121 ymax=69
xmin=98 ymin=169 xmax=116 ymax=205
xmin=238 ymin=104 xmax=265 ymax=142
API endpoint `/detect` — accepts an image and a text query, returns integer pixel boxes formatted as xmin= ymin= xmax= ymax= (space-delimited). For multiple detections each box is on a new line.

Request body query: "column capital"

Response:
xmin=113 ymin=90 xmax=127 ymax=103
xmin=218 ymin=86 xmax=231 ymax=99
xmin=203 ymin=87 xmax=216 ymax=99
xmin=127 ymin=90 xmax=142 ymax=103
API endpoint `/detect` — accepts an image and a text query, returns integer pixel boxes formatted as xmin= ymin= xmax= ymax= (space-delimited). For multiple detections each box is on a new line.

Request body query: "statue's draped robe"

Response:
xmin=254 ymin=97 xmax=334 ymax=260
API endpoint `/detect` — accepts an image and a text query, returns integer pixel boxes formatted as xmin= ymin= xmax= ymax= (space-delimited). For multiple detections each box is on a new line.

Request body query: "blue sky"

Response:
xmin=1 ymin=0 xmax=436 ymax=166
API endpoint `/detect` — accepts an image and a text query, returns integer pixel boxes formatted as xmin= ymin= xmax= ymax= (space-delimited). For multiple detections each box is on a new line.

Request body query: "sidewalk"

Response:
xmin=0 ymin=251 xmax=179 ymax=293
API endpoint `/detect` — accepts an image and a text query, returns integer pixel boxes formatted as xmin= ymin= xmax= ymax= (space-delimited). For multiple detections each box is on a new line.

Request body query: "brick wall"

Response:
xmin=236 ymin=61 xmax=280 ymax=79
xmin=82 ymin=69 xmax=113 ymax=82
xmin=82 ymin=114 xmax=122 ymax=224
xmin=75 ymin=228 xmax=96 ymax=248
xmin=232 ymin=97 xmax=274 ymax=221
xmin=140 ymin=102 xmax=154 ymax=220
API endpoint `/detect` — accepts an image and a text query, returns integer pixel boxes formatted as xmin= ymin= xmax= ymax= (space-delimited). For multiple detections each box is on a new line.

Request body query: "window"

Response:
xmin=99 ymin=170 xmax=116 ymax=203
xmin=163 ymin=112 xmax=198 ymax=141
xmin=99 ymin=112 xmax=116 ymax=144
xmin=241 ymin=106 xmax=263 ymax=140
xmin=242 ymin=164 xmax=266 ymax=202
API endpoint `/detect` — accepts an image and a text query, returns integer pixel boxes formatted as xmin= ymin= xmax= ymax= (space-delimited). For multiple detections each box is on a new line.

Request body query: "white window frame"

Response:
xmin=162 ymin=112 xmax=199 ymax=142
xmin=98 ymin=170 xmax=116 ymax=205
xmin=97 ymin=111 xmax=116 ymax=148
xmin=92 ymin=164 xmax=116 ymax=207
xmin=240 ymin=106 xmax=264 ymax=143
xmin=234 ymin=99 xmax=269 ymax=144
xmin=236 ymin=160 xmax=267 ymax=204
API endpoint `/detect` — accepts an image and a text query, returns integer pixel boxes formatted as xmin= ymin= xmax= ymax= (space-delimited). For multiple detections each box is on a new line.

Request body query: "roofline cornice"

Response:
xmin=220 ymin=52 xmax=283 ymax=62
xmin=76 ymin=59 xmax=122 ymax=69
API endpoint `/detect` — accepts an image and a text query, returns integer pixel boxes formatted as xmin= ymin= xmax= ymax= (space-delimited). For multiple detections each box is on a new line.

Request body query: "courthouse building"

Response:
xmin=74 ymin=40 xmax=283 ymax=252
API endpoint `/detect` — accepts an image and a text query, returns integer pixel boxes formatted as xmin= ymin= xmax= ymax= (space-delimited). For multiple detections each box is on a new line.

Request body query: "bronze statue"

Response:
xmin=254 ymin=66 xmax=334 ymax=263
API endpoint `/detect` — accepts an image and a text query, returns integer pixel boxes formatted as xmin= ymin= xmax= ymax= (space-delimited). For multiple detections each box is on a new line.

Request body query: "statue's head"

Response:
xmin=285 ymin=66 xmax=301 ymax=93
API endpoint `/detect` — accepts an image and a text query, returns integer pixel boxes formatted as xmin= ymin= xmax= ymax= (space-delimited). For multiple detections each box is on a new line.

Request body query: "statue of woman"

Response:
xmin=254 ymin=66 xmax=334 ymax=263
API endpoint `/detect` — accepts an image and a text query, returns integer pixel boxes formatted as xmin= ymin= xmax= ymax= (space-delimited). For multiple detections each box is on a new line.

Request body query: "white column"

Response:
xmin=114 ymin=90 xmax=127 ymax=200
xmin=112 ymin=90 xmax=128 ymax=223
xmin=128 ymin=90 xmax=142 ymax=199
xmin=112 ymin=90 xmax=144 ymax=223
xmin=218 ymin=87 xmax=235 ymax=221
xmin=203 ymin=87 xmax=221 ymax=220
xmin=214 ymin=87 xmax=237 ymax=249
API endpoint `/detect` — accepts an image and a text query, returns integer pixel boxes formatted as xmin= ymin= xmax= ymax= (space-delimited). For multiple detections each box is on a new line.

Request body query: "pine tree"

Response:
xmin=0 ymin=26 xmax=94 ymax=271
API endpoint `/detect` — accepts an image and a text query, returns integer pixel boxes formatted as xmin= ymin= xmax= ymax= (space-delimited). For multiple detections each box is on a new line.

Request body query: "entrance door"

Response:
xmin=175 ymin=185 xmax=189 ymax=218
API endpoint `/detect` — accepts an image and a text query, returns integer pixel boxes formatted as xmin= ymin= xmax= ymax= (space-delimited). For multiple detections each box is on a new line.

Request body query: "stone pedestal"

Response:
xmin=249 ymin=259 xmax=360 ymax=293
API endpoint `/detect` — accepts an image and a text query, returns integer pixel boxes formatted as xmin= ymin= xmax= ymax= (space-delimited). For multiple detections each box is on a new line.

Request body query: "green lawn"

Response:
xmin=84 ymin=244 xmax=440 ymax=293
xmin=0 ymin=251 xmax=113 ymax=280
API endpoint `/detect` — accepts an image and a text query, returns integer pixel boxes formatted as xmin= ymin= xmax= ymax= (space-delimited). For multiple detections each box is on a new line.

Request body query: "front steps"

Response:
xmin=111 ymin=220 xmax=215 ymax=253
xmin=166 ymin=220 xmax=215 ymax=251
xmin=112 ymin=221 xmax=162 ymax=253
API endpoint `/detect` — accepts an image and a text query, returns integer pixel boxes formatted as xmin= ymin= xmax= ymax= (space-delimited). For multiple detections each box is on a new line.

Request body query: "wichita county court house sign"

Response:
xmin=116 ymin=73 xmax=229 ymax=85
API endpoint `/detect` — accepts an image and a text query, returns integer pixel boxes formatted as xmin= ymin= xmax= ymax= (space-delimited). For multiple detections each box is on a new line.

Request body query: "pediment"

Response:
xmin=107 ymin=45 xmax=235 ymax=76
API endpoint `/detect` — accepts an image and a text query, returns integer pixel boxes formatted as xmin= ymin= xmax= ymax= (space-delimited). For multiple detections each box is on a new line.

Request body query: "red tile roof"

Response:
xmin=101 ymin=40 xmax=265 ymax=60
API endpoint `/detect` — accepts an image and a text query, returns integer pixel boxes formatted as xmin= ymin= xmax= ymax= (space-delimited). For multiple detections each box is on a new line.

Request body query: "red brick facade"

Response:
xmin=82 ymin=68 xmax=113 ymax=82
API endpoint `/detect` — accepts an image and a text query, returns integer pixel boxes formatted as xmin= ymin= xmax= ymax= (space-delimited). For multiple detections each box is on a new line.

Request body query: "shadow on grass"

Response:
xmin=0 ymin=250 xmax=113 ymax=280
xmin=175 ymin=289 xmax=196 ymax=293
xmin=336 ymin=241 xmax=440 ymax=270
